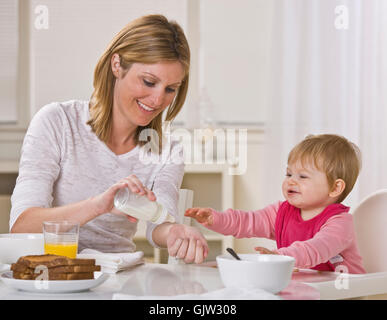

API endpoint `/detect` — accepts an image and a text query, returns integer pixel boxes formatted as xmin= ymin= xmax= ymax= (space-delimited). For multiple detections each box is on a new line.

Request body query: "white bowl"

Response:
xmin=0 ymin=233 xmax=44 ymax=264
xmin=216 ymin=253 xmax=295 ymax=294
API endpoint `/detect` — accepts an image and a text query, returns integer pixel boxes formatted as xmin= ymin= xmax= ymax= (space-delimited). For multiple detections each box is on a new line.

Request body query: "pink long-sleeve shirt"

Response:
xmin=209 ymin=201 xmax=366 ymax=274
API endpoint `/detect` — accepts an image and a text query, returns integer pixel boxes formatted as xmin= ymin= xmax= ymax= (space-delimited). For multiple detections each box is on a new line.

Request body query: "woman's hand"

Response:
xmin=120 ymin=174 xmax=156 ymax=201
xmin=184 ymin=207 xmax=214 ymax=227
xmin=166 ymin=224 xmax=209 ymax=264
xmin=90 ymin=174 xmax=155 ymax=222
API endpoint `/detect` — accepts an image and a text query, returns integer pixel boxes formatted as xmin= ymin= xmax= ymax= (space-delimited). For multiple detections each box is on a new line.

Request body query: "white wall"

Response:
xmin=233 ymin=130 xmax=277 ymax=252
xmin=198 ymin=0 xmax=272 ymax=126
xmin=28 ymin=0 xmax=274 ymax=126
xmin=29 ymin=0 xmax=189 ymax=115
xmin=0 ymin=0 xmax=18 ymax=123
xmin=1 ymin=0 xmax=274 ymax=160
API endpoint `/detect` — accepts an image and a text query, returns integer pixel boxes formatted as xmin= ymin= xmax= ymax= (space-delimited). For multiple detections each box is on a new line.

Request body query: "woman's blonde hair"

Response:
xmin=87 ymin=14 xmax=190 ymax=150
xmin=288 ymin=134 xmax=362 ymax=203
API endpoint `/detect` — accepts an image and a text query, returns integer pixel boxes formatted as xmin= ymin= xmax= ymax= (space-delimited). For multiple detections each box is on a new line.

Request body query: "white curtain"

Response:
xmin=263 ymin=0 xmax=387 ymax=208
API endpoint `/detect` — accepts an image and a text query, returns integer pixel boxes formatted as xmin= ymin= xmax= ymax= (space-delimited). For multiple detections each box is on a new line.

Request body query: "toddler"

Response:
xmin=185 ymin=134 xmax=366 ymax=273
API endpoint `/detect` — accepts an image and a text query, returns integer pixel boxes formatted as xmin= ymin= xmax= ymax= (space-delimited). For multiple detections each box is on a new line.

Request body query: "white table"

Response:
xmin=0 ymin=262 xmax=386 ymax=300
xmin=293 ymin=268 xmax=387 ymax=300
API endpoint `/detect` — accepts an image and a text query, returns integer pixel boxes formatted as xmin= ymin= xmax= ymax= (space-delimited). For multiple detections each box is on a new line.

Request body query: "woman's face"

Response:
xmin=112 ymin=60 xmax=185 ymax=128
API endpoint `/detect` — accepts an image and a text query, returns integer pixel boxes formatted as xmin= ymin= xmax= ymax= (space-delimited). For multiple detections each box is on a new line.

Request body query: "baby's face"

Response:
xmin=282 ymin=159 xmax=333 ymax=210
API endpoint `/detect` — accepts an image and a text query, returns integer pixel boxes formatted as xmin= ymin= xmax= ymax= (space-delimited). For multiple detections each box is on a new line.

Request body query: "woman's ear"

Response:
xmin=329 ymin=179 xmax=346 ymax=199
xmin=111 ymin=53 xmax=121 ymax=78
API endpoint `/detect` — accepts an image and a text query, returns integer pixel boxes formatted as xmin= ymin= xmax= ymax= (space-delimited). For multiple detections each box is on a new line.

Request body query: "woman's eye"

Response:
xmin=143 ymin=79 xmax=155 ymax=87
xmin=165 ymin=87 xmax=176 ymax=93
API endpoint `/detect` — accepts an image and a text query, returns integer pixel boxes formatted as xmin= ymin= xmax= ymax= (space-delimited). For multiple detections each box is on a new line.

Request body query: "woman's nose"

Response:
xmin=150 ymin=89 xmax=165 ymax=107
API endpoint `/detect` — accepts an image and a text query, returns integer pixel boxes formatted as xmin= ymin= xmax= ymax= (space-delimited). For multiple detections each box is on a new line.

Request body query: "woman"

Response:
xmin=10 ymin=14 xmax=208 ymax=264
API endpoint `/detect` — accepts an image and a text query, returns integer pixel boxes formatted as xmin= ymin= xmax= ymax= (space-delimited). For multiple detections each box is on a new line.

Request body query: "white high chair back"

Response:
xmin=176 ymin=189 xmax=194 ymax=226
xmin=168 ymin=189 xmax=194 ymax=264
xmin=352 ymin=189 xmax=387 ymax=273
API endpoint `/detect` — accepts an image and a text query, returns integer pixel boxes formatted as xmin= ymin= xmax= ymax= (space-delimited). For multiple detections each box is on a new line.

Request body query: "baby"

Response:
xmin=186 ymin=134 xmax=366 ymax=273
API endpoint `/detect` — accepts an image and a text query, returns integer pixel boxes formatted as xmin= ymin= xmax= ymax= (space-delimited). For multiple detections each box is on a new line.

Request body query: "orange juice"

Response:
xmin=44 ymin=243 xmax=78 ymax=258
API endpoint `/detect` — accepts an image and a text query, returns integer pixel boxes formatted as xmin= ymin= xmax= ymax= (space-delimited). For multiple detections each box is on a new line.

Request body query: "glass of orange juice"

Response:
xmin=43 ymin=221 xmax=79 ymax=258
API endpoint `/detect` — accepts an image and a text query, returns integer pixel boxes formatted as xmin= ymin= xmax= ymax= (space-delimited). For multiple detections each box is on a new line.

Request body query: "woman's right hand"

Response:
xmin=184 ymin=207 xmax=214 ymax=227
xmin=90 ymin=174 xmax=155 ymax=223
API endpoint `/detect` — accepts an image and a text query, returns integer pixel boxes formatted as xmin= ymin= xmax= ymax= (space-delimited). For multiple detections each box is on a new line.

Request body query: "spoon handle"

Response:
xmin=226 ymin=247 xmax=241 ymax=260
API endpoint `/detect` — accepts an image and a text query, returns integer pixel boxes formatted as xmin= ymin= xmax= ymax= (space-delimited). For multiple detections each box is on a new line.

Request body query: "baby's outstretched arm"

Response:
xmin=185 ymin=207 xmax=214 ymax=227
xmin=254 ymin=246 xmax=278 ymax=255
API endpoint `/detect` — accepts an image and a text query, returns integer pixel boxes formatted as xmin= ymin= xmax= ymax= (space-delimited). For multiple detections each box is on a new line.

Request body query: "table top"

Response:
xmin=0 ymin=262 xmax=386 ymax=300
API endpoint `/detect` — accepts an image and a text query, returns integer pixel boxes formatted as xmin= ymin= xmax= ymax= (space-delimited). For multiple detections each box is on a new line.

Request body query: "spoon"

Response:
xmin=226 ymin=247 xmax=241 ymax=260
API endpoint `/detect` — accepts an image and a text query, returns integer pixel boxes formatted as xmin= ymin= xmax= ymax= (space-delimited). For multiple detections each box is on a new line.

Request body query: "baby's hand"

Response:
xmin=254 ymin=246 xmax=278 ymax=255
xmin=185 ymin=207 xmax=214 ymax=226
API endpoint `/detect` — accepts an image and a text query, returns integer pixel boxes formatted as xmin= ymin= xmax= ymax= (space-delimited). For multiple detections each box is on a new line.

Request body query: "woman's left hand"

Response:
xmin=166 ymin=224 xmax=209 ymax=264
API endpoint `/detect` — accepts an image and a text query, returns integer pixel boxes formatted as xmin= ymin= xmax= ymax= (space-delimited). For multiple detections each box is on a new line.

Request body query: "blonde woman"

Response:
xmin=10 ymin=15 xmax=208 ymax=263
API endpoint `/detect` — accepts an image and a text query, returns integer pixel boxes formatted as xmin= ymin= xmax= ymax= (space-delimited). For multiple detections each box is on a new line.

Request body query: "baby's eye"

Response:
xmin=299 ymin=175 xmax=308 ymax=179
xmin=285 ymin=173 xmax=291 ymax=177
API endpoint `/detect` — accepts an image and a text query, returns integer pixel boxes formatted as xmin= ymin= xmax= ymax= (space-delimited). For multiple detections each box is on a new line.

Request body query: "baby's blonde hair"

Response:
xmin=288 ymin=134 xmax=362 ymax=203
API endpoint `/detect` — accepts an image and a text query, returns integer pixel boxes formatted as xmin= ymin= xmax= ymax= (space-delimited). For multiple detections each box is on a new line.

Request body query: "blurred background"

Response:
xmin=1 ymin=0 xmax=386 ymax=262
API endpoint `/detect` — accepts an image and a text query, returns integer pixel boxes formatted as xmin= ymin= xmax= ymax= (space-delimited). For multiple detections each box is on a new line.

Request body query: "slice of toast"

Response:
xmin=15 ymin=254 xmax=96 ymax=268
xmin=12 ymin=271 xmax=95 ymax=280
xmin=11 ymin=263 xmax=101 ymax=274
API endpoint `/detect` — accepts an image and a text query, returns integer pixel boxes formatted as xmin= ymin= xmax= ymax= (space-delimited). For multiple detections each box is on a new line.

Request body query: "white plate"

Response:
xmin=0 ymin=271 xmax=109 ymax=293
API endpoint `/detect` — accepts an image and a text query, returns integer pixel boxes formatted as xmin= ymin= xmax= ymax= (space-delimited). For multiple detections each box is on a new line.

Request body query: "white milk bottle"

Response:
xmin=114 ymin=187 xmax=174 ymax=224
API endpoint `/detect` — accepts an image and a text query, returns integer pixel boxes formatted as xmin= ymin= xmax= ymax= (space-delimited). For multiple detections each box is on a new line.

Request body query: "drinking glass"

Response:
xmin=43 ymin=221 xmax=79 ymax=258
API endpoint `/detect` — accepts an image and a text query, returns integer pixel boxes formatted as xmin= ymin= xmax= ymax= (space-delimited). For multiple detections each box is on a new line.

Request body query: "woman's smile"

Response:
xmin=137 ymin=100 xmax=156 ymax=113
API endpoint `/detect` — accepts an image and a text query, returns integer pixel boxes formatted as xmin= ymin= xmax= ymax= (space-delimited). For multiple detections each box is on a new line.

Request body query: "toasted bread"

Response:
xmin=15 ymin=254 xmax=96 ymax=268
xmin=12 ymin=254 xmax=100 ymax=280
xmin=12 ymin=271 xmax=95 ymax=280
xmin=11 ymin=263 xmax=101 ymax=274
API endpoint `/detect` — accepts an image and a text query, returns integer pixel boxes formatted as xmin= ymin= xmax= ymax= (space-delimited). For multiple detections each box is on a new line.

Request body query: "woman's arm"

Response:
xmin=11 ymin=179 xmax=131 ymax=233
xmin=10 ymin=103 xmax=136 ymax=233
xmin=11 ymin=200 xmax=98 ymax=233
xmin=10 ymin=104 xmax=63 ymax=231
xmin=146 ymin=140 xmax=208 ymax=263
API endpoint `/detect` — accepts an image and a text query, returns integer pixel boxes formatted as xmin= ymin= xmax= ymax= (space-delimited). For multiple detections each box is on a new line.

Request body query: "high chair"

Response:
xmin=352 ymin=189 xmax=387 ymax=273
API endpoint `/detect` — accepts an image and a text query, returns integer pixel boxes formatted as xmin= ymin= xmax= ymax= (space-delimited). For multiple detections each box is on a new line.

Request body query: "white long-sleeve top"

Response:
xmin=10 ymin=100 xmax=184 ymax=253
